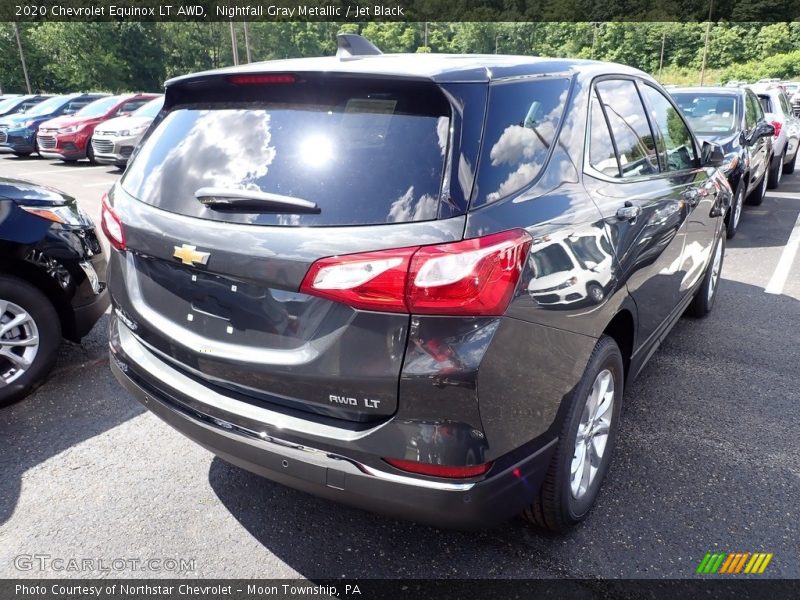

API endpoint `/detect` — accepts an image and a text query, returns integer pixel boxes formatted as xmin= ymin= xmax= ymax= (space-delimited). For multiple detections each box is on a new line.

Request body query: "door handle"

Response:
xmin=616 ymin=202 xmax=641 ymax=222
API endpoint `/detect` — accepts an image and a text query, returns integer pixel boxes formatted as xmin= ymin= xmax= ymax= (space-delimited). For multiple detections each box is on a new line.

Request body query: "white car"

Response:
xmin=527 ymin=229 xmax=614 ymax=306
xmin=90 ymin=96 xmax=163 ymax=167
xmin=750 ymin=84 xmax=800 ymax=185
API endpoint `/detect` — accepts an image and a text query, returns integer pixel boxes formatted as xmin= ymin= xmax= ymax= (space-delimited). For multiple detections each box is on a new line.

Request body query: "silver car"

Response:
xmin=91 ymin=96 xmax=163 ymax=167
xmin=750 ymin=84 xmax=800 ymax=185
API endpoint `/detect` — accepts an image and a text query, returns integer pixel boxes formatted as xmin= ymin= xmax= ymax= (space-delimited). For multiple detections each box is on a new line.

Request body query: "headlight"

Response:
xmin=19 ymin=204 xmax=91 ymax=226
xmin=58 ymin=125 xmax=80 ymax=134
xmin=721 ymin=154 xmax=739 ymax=174
xmin=118 ymin=124 xmax=147 ymax=137
xmin=556 ymin=277 xmax=579 ymax=290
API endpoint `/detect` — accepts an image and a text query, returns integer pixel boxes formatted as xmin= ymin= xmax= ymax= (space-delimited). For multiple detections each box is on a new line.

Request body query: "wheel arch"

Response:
xmin=0 ymin=259 xmax=75 ymax=341
xmin=602 ymin=307 xmax=635 ymax=382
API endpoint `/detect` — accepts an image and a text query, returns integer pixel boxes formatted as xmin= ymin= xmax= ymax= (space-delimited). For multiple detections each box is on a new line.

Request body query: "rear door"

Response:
xmin=112 ymin=74 xmax=472 ymax=423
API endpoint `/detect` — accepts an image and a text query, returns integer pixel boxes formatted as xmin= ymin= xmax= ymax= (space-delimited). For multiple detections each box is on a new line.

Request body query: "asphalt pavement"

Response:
xmin=0 ymin=153 xmax=798 ymax=579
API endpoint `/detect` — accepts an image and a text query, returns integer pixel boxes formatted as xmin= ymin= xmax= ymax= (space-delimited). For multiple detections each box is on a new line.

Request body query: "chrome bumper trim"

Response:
xmin=116 ymin=323 xmax=475 ymax=491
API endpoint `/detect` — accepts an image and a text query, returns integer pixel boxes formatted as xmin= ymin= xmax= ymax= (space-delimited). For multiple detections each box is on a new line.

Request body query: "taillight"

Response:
xmin=408 ymin=230 xmax=532 ymax=315
xmin=383 ymin=458 xmax=493 ymax=479
xmin=100 ymin=193 xmax=126 ymax=250
xmin=300 ymin=247 xmax=416 ymax=312
xmin=227 ymin=74 xmax=296 ymax=85
xmin=772 ymin=120 xmax=782 ymax=138
xmin=299 ymin=229 xmax=532 ymax=316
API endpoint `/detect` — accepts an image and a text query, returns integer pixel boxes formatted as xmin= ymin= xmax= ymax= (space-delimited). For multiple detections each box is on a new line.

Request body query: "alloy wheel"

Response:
xmin=707 ymin=238 xmax=723 ymax=303
xmin=733 ymin=186 xmax=744 ymax=230
xmin=571 ymin=368 xmax=614 ymax=499
xmin=0 ymin=299 xmax=40 ymax=385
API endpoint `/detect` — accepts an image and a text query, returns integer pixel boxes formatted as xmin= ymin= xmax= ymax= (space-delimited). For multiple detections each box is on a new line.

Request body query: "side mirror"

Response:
xmin=701 ymin=141 xmax=725 ymax=167
xmin=755 ymin=121 xmax=775 ymax=140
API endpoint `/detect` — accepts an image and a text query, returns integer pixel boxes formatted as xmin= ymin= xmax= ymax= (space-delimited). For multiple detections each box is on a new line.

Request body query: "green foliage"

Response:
xmin=719 ymin=50 xmax=800 ymax=83
xmin=1 ymin=22 xmax=798 ymax=94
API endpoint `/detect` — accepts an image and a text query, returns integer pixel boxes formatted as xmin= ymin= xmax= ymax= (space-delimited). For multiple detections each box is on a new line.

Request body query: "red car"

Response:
xmin=37 ymin=93 xmax=159 ymax=162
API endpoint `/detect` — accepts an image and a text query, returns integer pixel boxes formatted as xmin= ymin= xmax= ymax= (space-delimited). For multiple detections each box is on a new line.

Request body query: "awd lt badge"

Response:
xmin=173 ymin=244 xmax=210 ymax=266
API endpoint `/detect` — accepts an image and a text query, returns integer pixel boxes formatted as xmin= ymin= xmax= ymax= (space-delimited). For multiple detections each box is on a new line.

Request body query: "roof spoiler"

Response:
xmin=336 ymin=33 xmax=383 ymax=59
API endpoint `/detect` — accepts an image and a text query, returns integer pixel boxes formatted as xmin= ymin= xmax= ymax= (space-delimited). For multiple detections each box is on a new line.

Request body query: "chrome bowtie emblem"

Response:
xmin=173 ymin=244 xmax=210 ymax=266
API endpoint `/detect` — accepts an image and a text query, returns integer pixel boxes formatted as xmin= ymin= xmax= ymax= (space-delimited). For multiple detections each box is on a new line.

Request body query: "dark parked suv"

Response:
xmin=671 ymin=87 xmax=775 ymax=238
xmin=0 ymin=178 xmax=109 ymax=406
xmin=106 ymin=36 xmax=730 ymax=531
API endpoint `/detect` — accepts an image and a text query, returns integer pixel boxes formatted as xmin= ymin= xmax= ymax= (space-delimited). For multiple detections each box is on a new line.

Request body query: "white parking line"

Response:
xmin=765 ymin=212 xmax=800 ymax=295
xmin=82 ymin=181 xmax=117 ymax=188
xmin=11 ymin=168 xmax=74 ymax=176
xmin=14 ymin=165 xmax=115 ymax=176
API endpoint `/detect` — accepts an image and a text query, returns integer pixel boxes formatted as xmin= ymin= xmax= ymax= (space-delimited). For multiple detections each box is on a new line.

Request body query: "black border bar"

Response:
xmin=2 ymin=0 xmax=800 ymax=22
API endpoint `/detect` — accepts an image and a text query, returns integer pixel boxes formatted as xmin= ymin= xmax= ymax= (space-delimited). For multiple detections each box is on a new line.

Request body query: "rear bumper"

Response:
xmin=109 ymin=317 xmax=555 ymax=529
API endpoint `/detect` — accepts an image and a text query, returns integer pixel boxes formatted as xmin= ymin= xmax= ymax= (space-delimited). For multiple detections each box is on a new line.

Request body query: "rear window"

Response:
xmin=472 ymin=77 xmax=569 ymax=207
xmin=122 ymin=78 xmax=451 ymax=227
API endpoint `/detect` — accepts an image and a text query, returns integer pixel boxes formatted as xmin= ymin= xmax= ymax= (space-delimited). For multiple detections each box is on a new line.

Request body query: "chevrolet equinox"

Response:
xmin=106 ymin=35 xmax=732 ymax=531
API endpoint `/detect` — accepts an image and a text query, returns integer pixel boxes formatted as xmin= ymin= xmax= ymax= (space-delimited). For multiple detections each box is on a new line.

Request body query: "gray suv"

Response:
xmin=105 ymin=36 xmax=730 ymax=531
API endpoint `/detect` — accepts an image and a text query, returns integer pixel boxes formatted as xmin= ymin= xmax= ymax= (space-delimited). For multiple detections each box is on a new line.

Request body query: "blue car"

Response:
xmin=0 ymin=95 xmax=51 ymax=118
xmin=0 ymin=93 xmax=107 ymax=156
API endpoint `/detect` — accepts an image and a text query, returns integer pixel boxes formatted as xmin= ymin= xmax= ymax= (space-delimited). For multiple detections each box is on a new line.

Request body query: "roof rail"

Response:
xmin=336 ymin=33 xmax=382 ymax=59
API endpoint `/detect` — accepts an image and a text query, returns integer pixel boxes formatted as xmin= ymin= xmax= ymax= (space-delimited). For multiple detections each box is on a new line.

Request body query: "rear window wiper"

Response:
xmin=194 ymin=187 xmax=321 ymax=214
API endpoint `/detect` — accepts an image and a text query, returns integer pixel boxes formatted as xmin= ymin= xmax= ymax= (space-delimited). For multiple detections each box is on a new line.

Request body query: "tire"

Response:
xmin=746 ymin=167 xmax=768 ymax=206
xmin=587 ymin=283 xmax=604 ymax=303
xmin=784 ymin=149 xmax=797 ymax=175
xmin=0 ymin=275 xmax=61 ymax=407
xmin=725 ymin=181 xmax=745 ymax=239
xmin=522 ymin=335 xmax=623 ymax=532
xmin=86 ymin=139 xmax=96 ymax=164
xmin=767 ymin=151 xmax=784 ymax=189
xmin=686 ymin=233 xmax=725 ymax=319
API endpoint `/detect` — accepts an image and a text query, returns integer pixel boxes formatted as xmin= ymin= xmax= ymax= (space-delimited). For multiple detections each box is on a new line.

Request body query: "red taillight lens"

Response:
xmin=772 ymin=120 xmax=782 ymax=138
xmin=299 ymin=229 xmax=532 ymax=316
xmin=299 ymin=247 xmax=417 ymax=312
xmin=383 ymin=458 xmax=493 ymax=479
xmin=100 ymin=193 xmax=126 ymax=251
xmin=227 ymin=74 xmax=296 ymax=85
xmin=408 ymin=229 xmax=532 ymax=315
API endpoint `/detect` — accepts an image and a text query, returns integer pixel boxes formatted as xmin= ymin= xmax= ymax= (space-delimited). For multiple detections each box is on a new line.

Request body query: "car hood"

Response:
xmin=96 ymin=115 xmax=152 ymax=133
xmin=40 ymin=114 xmax=105 ymax=130
xmin=697 ymin=131 xmax=740 ymax=154
xmin=0 ymin=113 xmax=48 ymax=128
xmin=0 ymin=177 xmax=75 ymax=206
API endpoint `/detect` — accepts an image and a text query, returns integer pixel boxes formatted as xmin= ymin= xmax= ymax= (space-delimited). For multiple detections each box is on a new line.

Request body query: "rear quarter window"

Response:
xmin=472 ymin=77 xmax=570 ymax=207
xmin=122 ymin=78 xmax=451 ymax=227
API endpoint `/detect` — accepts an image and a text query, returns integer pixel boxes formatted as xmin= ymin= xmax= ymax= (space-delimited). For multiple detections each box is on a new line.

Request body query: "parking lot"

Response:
xmin=1 ymin=152 xmax=799 ymax=579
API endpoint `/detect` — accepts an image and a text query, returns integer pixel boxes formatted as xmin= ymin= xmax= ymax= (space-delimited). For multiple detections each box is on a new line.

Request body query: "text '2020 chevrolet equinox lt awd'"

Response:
xmin=106 ymin=35 xmax=731 ymax=531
